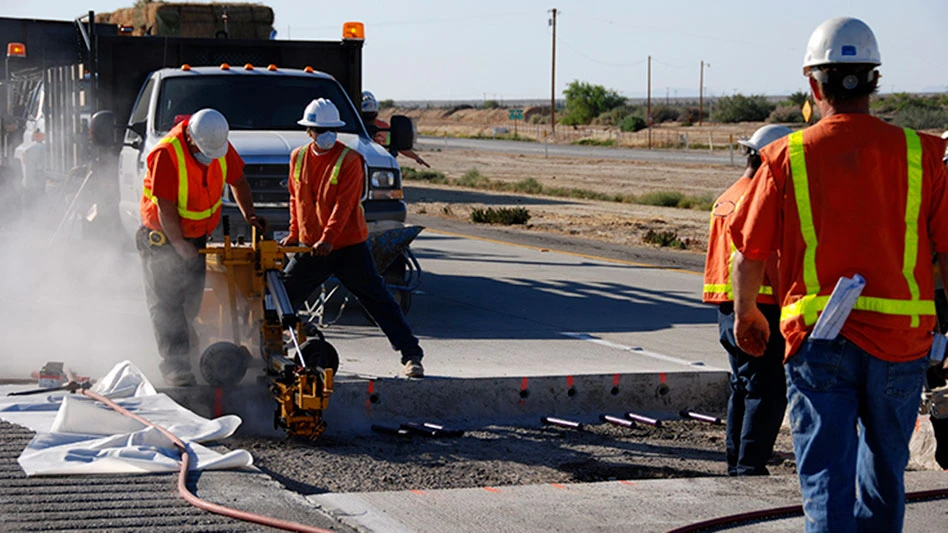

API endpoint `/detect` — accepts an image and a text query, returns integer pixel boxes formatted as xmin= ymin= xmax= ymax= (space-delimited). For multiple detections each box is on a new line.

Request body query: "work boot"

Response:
xmin=163 ymin=369 xmax=197 ymax=387
xmin=401 ymin=359 xmax=424 ymax=379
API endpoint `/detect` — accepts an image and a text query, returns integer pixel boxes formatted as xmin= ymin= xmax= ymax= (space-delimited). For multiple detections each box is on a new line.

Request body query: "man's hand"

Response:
xmin=413 ymin=155 xmax=431 ymax=168
xmin=280 ymin=235 xmax=298 ymax=247
xmin=171 ymin=240 xmax=199 ymax=260
xmin=312 ymin=241 xmax=333 ymax=256
xmin=734 ymin=307 xmax=770 ymax=356
xmin=247 ymin=214 xmax=267 ymax=233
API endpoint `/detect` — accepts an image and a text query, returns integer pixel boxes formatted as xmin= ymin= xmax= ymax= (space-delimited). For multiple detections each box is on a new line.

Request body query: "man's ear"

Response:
xmin=807 ymin=75 xmax=824 ymax=102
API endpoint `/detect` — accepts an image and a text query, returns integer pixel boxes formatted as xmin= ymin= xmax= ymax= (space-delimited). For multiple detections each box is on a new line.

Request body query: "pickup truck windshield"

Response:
xmin=155 ymin=75 xmax=362 ymax=133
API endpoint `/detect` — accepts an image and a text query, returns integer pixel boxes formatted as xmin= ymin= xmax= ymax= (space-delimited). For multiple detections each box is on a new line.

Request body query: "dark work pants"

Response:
xmin=282 ymin=241 xmax=422 ymax=362
xmin=136 ymin=227 xmax=207 ymax=377
xmin=718 ymin=302 xmax=788 ymax=475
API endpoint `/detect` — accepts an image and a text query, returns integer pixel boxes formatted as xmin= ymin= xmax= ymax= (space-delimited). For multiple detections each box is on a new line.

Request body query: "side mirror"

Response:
xmin=89 ymin=110 xmax=116 ymax=147
xmin=388 ymin=115 xmax=415 ymax=152
xmin=126 ymin=121 xmax=146 ymax=150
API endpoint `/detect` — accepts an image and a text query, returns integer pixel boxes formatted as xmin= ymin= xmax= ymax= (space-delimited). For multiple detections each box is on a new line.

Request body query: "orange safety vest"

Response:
xmin=140 ymin=120 xmax=229 ymax=238
xmin=703 ymin=176 xmax=775 ymax=305
xmin=780 ymin=128 xmax=934 ymax=328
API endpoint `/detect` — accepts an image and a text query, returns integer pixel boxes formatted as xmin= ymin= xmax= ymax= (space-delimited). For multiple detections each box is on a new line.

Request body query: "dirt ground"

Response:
xmin=233 ymin=420 xmax=797 ymax=494
xmin=383 ymin=107 xmax=753 ymax=255
xmin=399 ymin=148 xmax=736 ymax=254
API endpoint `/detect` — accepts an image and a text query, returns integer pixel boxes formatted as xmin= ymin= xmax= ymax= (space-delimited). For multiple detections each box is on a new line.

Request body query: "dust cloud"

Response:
xmin=0 ymin=187 xmax=162 ymax=384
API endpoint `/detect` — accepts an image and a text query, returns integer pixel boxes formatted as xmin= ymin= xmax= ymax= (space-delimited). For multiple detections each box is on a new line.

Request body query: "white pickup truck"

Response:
xmin=115 ymin=64 xmax=410 ymax=241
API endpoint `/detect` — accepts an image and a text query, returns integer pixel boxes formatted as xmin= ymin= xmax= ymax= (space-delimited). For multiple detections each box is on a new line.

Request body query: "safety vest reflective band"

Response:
xmin=702 ymin=246 xmax=774 ymax=299
xmin=780 ymin=128 xmax=932 ymax=325
xmin=294 ymin=146 xmax=351 ymax=184
xmin=143 ymin=136 xmax=227 ymax=221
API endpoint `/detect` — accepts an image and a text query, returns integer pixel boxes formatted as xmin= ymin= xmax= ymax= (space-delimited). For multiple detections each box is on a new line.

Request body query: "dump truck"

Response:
xmin=0 ymin=11 xmax=415 ymax=247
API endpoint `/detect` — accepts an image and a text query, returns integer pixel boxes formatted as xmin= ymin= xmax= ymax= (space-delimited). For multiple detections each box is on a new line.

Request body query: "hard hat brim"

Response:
xmin=738 ymin=140 xmax=756 ymax=150
xmin=297 ymin=118 xmax=346 ymax=128
xmin=195 ymin=140 xmax=228 ymax=160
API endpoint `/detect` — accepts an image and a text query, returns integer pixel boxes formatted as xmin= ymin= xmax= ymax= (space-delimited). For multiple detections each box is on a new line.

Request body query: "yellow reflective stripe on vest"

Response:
xmin=702 ymin=242 xmax=774 ymax=299
xmin=293 ymin=146 xmax=350 ymax=185
xmin=780 ymin=128 xmax=931 ymax=325
xmin=787 ymin=131 xmax=820 ymax=325
xmin=902 ymin=129 xmax=923 ymax=326
xmin=143 ymin=136 xmax=226 ymax=221
xmin=330 ymin=147 xmax=350 ymax=185
xmin=293 ymin=146 xmax=306 ymax=182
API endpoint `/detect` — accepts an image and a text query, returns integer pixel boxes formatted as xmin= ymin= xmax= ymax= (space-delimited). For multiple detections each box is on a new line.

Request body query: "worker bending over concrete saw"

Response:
xmin=280 ymin=98 xmax=426 ymax=379
xmin=703 ymin=124 xmax=791 ymax=476
xmin=729 ymin=17 xmax=948 ymax=533
xmin=137 ymin=109 xmax=263 ymax=387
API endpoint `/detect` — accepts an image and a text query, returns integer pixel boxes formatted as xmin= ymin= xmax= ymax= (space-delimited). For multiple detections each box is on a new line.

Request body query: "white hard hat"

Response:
xmin=298 ymin=98 xmax=346 ymax=128
xmin=803 ymin=17 xmax=880 ymax=70
xmin=362 ymin=91 xmax=379 ymax=114
xmin=739 ymin=125 xmax=793 ymax=152
xmin=187 ymin=109 xmax=229 ymax=160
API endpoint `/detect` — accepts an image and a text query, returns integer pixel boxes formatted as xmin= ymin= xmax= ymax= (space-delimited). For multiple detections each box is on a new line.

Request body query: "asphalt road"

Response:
xmin=416 ymin=135 xmax=734 ymax=165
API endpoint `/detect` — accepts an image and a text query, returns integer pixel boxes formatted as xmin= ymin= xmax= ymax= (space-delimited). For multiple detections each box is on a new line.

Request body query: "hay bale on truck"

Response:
xmin=96 ymin=2 xmax=274 ymax=39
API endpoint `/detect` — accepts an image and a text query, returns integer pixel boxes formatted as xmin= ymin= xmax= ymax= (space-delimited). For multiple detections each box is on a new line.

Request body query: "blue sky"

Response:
xmin=4 ymin=0 xmax=946 ymax=101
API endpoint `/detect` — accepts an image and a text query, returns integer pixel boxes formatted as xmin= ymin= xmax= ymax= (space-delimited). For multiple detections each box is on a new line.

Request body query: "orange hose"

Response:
xmin=80 ymin=389 xmax=335 ymax=533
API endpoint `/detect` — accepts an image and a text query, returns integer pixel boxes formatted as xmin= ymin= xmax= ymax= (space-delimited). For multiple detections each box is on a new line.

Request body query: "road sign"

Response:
xmin=508 ymin=108 xmax=524 ymax=121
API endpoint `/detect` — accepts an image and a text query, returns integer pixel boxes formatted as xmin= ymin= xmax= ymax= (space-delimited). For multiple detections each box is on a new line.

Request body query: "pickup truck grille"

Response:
xmin=244 ymin=163 xmax=290 ymax=206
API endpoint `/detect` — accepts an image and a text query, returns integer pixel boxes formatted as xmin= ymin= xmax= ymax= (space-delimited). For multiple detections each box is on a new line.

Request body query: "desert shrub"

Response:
xmin=643 ymin=229 xmax=685 ymax=249
xmin=456 ymin=168 xmax=490 ymax=188
xmin=561 ymin=80 xmax=626 ymax=125
xmin=785 ymin=91 xmax=809 ymax=107
xmin=891 ymin=106 xmax=948 ymax=130
xmin=482 ymin=100 xmax=502 ymax=109
xmin=401 ymin=167 xmax=448 ymax=184
xmin=471 ymin=207 xmax=531 ymax=225
xmin=574 ymin=138 xmax=615 ymax=147
xmin=648 ymin=104 xmax=679 ymax=123
xmin=510 ymin=178 xmax=543 ymax=194
xmin=677 ymin=106 xmax=706 ymax=125
xmin=712 ymin=94 xmax=776 ymax=123
xmin=379 ymin=99 xmax=395 ymax=109
xmin=636 ymin=191 xmax=684 ymax=207
xmin=768 ymin=105 xmax=805 ymax=124
xmin=619 ymin=115 xmax=647 ymax=132
xmin=872 ymin=92 xmax=942 ymax=114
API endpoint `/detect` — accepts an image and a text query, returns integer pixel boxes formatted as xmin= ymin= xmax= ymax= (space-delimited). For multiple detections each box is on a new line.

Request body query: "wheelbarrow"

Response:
xmin=299 ymin=222 xmax=424 ymax=328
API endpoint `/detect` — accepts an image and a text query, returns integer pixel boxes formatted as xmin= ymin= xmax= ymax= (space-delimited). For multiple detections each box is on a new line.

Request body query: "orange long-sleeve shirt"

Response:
xmin=287 ymin=141 xmax=368 ymax=248
xmin=729 ymin=114 xmax=948 ymax=362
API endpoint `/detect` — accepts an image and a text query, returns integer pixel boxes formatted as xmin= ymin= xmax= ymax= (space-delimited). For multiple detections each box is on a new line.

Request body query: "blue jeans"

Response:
xmin=719 ymin=303 xmax=787 ymax=475
xmin=282 ymin=241 xmax=422 ymax=362
xmin=785 ymin=336 xmax=928 ymax=533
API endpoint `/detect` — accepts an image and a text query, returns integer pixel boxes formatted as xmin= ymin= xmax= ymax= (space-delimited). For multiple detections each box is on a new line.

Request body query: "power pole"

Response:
xmin=549 ymin=8 xmax=557 ymax=136
xmin=647 ymin=55 xmax=651 ymax=149
xmin=699 ymin=60 xmax=705 ymax=126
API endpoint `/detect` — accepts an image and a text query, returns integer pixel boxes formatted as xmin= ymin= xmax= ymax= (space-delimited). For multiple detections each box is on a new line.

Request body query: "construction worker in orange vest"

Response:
xmin=729 ymin=18 xmax=948 ymax=532
xmin=138 ymin=109 xmax=262 ymax=386
xmin=361 ymin=91 xmax=430 ymax=168
xmin=703 ymin=124 xmax=791 ymax=476
xmin=280 ymin=98 xmax=425 ymax=378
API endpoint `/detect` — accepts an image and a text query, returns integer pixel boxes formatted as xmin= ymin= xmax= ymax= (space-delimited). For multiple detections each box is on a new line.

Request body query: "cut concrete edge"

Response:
xmin=162 ymin=370 xmax=729 ymax=437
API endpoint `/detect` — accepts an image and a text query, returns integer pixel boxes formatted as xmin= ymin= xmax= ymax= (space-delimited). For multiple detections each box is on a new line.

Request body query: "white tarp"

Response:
xmin=0 ymin=361 xmax=252 ymax=476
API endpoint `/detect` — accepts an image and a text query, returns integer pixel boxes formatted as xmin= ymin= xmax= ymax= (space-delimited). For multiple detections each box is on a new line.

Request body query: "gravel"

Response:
xmin=229 ymin=419 xmax=797 ymax=495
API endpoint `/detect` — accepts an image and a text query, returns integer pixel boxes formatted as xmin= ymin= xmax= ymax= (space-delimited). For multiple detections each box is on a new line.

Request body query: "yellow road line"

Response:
xmin=422 ymin=227 xmax=703 ymax=275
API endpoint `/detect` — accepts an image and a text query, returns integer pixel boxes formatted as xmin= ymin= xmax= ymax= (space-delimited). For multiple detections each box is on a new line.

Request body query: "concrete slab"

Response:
xmin=310 ymin=471 xmax=948 ymax=533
